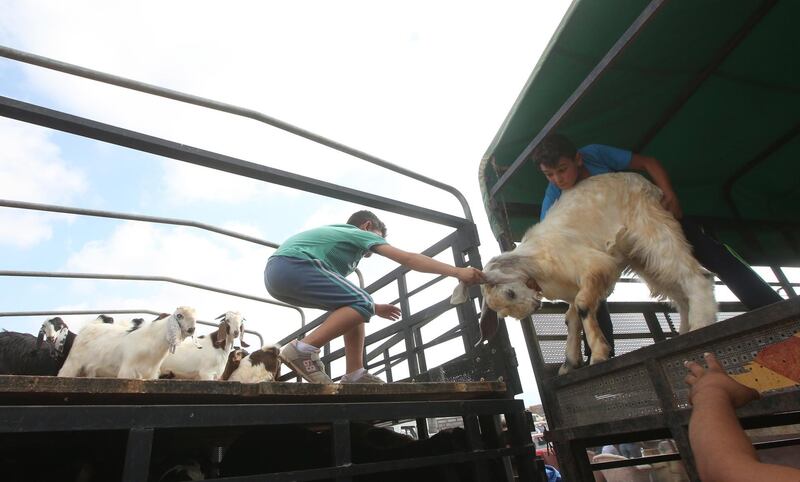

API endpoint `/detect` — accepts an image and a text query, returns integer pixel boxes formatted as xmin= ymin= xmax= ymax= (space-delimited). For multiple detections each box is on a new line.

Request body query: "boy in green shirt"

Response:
xmin=266 ymin=210 xmax=484 ymax=384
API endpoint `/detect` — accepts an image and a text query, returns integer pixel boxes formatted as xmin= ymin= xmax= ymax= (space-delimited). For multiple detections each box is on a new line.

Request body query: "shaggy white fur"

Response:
xmin=465 ymin=173 xmax=717 ymax=373
xmin=57 ymin=307 xmax=197 ymax=380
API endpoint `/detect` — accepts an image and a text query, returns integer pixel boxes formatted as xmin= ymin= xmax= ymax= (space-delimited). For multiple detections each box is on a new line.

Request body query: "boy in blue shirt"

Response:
xmin=533 ymin=134 xmax=781 ymax=360
xmin=266 ymin=210 xmax=484 ymax=384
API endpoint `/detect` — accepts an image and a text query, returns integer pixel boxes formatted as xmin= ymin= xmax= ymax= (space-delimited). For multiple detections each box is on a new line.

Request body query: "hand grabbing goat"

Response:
xmin=457 ymin=173 xmax=717 ymax=373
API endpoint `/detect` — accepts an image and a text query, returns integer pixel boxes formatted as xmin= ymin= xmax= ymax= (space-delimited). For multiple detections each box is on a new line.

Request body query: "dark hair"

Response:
xmin=531 ymin=134 xmax=577 ymax=168
xmin=347 ymin=210 xmax=387 ymax=237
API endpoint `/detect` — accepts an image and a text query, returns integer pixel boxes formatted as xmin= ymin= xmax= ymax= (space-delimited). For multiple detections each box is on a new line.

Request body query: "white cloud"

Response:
xmin=0 ymin=118 xmax=87 ymax=247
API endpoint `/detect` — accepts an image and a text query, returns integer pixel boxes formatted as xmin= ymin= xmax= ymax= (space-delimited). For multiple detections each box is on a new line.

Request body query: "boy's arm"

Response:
xmin=629 ymin=154 xmax=682 ymax=218
xmin=372 ymin=244 xmax=484 ymax=284
xmin=685 ymin=353 xmax=800 ymax=482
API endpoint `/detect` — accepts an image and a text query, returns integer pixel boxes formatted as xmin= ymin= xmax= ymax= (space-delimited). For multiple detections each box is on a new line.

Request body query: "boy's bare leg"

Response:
xmin=342 ymin=323 xmax=365 ymax=373
xmin=303 ymin=305 xmax=365 ymax=358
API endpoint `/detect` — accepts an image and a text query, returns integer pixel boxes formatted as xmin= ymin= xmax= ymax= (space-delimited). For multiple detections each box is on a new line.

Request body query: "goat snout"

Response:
xmin=186 ymin=327 xmax=195 ymax=335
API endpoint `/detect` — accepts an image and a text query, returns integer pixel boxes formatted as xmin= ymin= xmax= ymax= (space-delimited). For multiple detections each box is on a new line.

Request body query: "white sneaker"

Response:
xmin=340 ymin=371 xmax=385 ymax=384
xmin=278 ymin=340 xmax=333 ymax=384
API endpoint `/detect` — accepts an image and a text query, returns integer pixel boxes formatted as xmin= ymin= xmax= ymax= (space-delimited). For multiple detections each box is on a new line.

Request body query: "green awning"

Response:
xmin=480 ymin=0 xmax=799 ymax=266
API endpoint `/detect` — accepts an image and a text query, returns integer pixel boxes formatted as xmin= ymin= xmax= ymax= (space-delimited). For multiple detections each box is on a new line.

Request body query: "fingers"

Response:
xmin=703 ymin=352 xmax=723 ymax=371
xmin=684 ymin=359 xmax=706 ymax=378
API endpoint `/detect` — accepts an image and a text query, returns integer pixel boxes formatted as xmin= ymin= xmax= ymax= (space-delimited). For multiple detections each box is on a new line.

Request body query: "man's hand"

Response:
xmin=685 ymin=352 xmax=759 ymax=408
xmin=375 ymin=303 xmax=401 ymax=321
xmin=660 ymin=190 xmax=683 ymax=219
xmin=456 ymin=267 xmax=485 ymax=285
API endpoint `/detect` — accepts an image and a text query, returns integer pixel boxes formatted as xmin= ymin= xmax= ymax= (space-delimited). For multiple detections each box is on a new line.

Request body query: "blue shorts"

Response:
xmin=264 ymin=256 xmax=374 ymax=322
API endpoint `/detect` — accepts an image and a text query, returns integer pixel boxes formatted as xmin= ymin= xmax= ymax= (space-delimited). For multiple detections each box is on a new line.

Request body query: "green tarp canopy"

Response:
xmin=480 ymin=0 xmax=799 ymax=267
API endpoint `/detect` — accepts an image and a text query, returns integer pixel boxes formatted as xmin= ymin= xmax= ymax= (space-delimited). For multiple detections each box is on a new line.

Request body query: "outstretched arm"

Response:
xmin=629 ymin=154 xmax=682 ymax=219
xmin=372 ymin=244 xmax=484 ymax=284
xmin=685 ymin=353 xmax=800 ymax=482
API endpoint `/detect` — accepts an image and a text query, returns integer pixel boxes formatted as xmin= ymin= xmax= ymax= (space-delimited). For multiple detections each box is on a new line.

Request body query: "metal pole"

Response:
xmin=0 ymin=198 xmax=279 ymax=247
xmin=0 ymin=44 xmax=473 ymax=221
xmin=0 ymin=270 xmax=305 ymax=326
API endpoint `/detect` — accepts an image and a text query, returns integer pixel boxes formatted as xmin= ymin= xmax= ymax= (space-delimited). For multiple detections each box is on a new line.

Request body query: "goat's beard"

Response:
xmin=166 ymin=316 xmax=183 ymax=353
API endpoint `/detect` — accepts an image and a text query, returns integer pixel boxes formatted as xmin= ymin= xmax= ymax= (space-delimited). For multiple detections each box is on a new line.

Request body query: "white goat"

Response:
xmin=227 ymin=345 xmax=281 ymax=383
xmin=460 ymin=173 xmax=717 ymax=373
xmin=58 ymin=307 xmax=197 ymax=380
xmin=160 ymin=311 xmax=249 ymax=380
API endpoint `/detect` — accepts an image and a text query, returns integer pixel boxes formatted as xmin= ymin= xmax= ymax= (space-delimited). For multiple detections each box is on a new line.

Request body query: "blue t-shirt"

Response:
xmin=539 ymin=144 xmax=632 ymax=219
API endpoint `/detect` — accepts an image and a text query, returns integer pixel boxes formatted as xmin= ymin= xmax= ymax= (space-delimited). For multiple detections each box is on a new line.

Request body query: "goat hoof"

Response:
xmin=589 ymin=355 xmax=609 ymax=365
xmin=558 ymin=358 xmax=583 ymax=375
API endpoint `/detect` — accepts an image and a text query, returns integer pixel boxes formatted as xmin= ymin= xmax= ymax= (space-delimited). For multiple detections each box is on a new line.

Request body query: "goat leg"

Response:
xmin=558 ymin=304 xmax=584 ymax=375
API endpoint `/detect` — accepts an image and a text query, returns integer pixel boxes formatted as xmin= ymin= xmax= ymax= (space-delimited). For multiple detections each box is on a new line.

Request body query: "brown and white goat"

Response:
xmin=461 ymin=173 xmax=717 ymax=373
xmin=160 ymin=311 xmax=249 ymax=380
xmin=227 ymin=345 xmax=281 ymax=383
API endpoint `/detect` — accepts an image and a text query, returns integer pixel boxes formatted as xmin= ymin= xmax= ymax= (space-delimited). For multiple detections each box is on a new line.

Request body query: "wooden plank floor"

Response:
xmin=0 ymin=375 xmax=507 ymax=405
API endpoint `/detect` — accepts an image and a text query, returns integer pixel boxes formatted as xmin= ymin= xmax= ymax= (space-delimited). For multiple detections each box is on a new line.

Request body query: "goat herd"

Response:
xmin=0 ymin=308 xmax=282 ymax=383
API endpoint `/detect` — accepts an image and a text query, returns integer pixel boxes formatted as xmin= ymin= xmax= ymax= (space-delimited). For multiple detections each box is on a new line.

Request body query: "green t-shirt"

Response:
xmin=273 ymin=224 xmax=388 ymax=276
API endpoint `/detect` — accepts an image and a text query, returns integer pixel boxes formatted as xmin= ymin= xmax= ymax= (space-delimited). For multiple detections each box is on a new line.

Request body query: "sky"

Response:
xmin=1 ymin=1 xmax=795 ymax=408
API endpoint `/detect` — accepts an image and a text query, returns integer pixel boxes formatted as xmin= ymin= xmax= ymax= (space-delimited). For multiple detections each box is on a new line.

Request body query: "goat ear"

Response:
xmin=450 ymin=282 xmax=469 ymax=305
xmin=215 ymin=313 xmax=226 ymax=321
xmin=212 ymin=322 xmax=227 ymax=349
xmin=525 ymin=278 xmax=541 ymax=291
xmin=36 ymin=328 xmax=45 ymax=349
xmin=239 ymin=321 xmax=250 ymax=347
xmin=475 ymin=299 xmax=500 ymax=347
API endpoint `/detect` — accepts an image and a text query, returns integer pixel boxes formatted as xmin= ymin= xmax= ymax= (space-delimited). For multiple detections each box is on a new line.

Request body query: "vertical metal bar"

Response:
xmin=452 ymin=235 xmax=483 ymax=351
xmin=416 ymin=417 xmax=430 ymax=440
xmin=646 ymin=358 xmax=702 ymax=481
xmin=463 ymin=415 xmax=491 ymax=481
xmin=121 ymin=427 xmax=154 ymax=482
xmin=670 ymin=422 xmax=701 ymax=482
xmin=504 ymin=409 xmax=540 ymax=481
xmin=397 ymin=275 xmax=420 ymax=377
xmin=413 ymin=325 xmax=428 ymax=373
xmin=324 ymin=343 xmax=332 ymax=378
xmin=644 ymin=310 xmax=667 ymax=342
xmin=772 ymin=266 xmax=797 ymax=297
xmin=332 ymin=420 xmax=352 ymax=482
xmin=479 ymin=414 xmax=515 ymax=482
xmin=383 ymin=350 xmax=394 ymax=382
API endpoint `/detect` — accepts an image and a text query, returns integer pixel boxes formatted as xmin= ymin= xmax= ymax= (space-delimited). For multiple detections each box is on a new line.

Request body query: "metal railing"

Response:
xmin=0 ymin=45 xmax=490 ymax=390
xmin=0 ymin=45 xmax=473 ymax=221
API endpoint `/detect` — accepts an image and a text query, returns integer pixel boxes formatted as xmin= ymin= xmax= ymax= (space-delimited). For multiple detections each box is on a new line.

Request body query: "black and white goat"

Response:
xmin=457 ymin=173 xmax=717 ymax=373
xmin=58 ymin=307 xmax=197 ymax=380
xmin=0 ymin=316 xmax=114 ymax=376
xmin=227 ymin=345 xmax=281 ymax=383
xmin=160 ymin=311 xmax=249 ymax=380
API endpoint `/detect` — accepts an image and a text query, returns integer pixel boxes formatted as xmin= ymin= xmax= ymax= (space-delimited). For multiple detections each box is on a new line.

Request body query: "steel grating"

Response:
xmin=556 ymin=365 xmax=660 ymax=427
xmin=662 ymin=317 xmax=800 ymax=409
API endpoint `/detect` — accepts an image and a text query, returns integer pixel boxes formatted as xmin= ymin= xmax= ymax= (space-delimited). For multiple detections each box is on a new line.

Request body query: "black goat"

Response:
xmin=0 ymin=330 xmax=67 ymax=376
xmin=0 ymin=315 xmax=112 ymax=376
